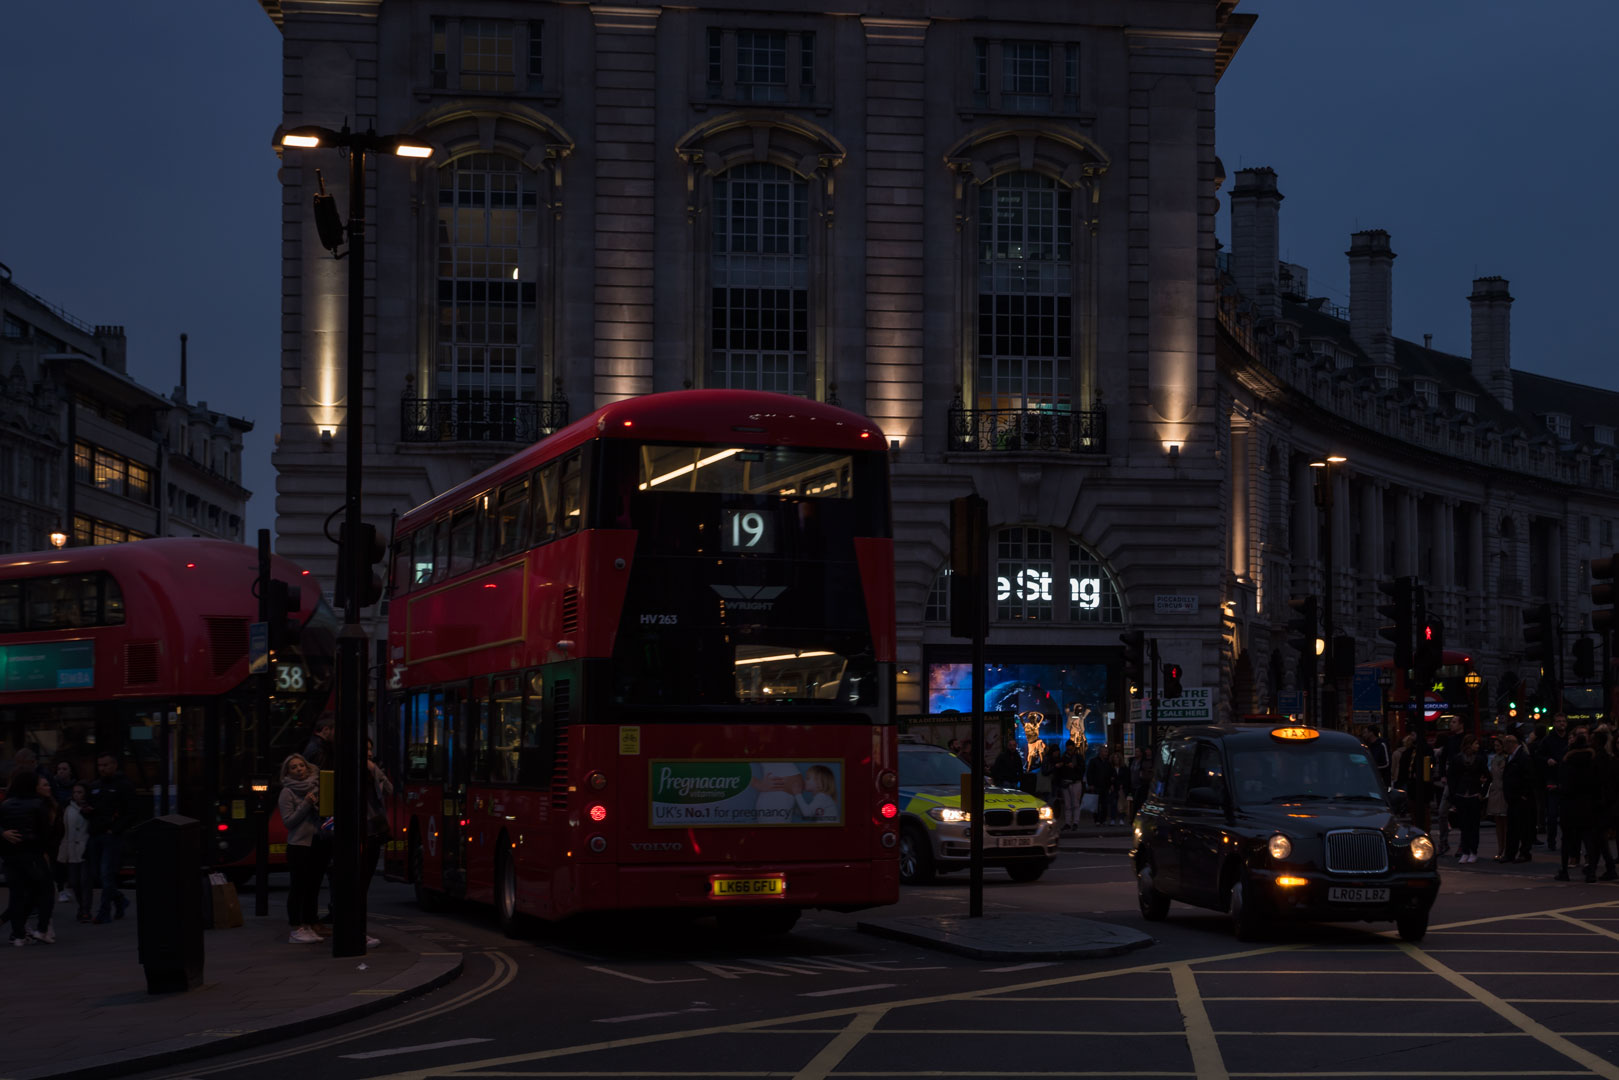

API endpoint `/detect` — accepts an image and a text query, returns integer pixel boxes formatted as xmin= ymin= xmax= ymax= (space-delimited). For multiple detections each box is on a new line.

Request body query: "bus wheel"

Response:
xmin=411 ymin=832 xmax=452 ymax=913
xmin=718 ymin=906 xmax=801 ymax=936
xmin=496 ymin=845 xmax=524 ymax=939
xmin=898 ymin=824 xmax=935 ymax=885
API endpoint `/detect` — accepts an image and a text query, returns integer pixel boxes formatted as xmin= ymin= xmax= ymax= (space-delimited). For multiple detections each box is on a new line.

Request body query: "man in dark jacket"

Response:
xmin=990 ymin=740 xmax=1023 ymax=790
xmin=1502 ymin=735 xmax=1537 ymax=862
xmin=1365 ymin=727 xmax=1392 ymax=789
xmin=303 ymin=717 xmax=336 ymax=770
xmin=83 ymin=754 xmax=135 ymax=923
xmin=1556 ymin=728 xmax=1601 ymax=882
xmin=1537 ymin=714 xmax=1570 ymax=849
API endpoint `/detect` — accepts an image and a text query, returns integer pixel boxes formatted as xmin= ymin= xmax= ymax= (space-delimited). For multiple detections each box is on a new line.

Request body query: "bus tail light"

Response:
xmin=878 ymin=770 xmax=896 ymax=790
xmin=588 ymin=804 xmax=608 ymax=823
xmin=879 ymin=802 xmax=898 ymax=819
xmin=216 ymin=823 xmax=229 ymax=831
xmin=587 ymin=771 xmax=607 ymax=791
xmin=588 ymin=834 xmax=607 ymax=853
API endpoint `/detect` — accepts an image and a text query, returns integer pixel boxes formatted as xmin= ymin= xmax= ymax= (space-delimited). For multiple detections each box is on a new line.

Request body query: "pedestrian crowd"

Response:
xmin=2 ymin=716 xmax=396 ymax=949
xmin=1365 ymin=712 xmax=1619 ymax=883
xmin=0 ymin=751 xmax=135 ymax=946
xmin=952 ymin=729 xmax=1151 ymax=831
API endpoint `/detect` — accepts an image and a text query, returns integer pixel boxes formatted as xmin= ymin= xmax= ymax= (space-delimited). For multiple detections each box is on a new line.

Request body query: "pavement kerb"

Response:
xmin=17 ymin=927 xmax=464 ymax=1080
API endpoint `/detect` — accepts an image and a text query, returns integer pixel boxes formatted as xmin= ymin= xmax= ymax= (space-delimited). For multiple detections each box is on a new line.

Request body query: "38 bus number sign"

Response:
xmin=721 ymin=508 xmax=775 ymax=554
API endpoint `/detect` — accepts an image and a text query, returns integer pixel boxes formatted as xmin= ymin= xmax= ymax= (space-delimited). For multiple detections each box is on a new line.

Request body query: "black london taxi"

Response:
xmin=1130 ymin=724 xmax=1440 ymax=941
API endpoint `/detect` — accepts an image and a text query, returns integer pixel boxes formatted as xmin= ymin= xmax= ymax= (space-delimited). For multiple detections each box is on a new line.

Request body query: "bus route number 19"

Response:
xmin=721 ymin=509 xmax=774 ymax=553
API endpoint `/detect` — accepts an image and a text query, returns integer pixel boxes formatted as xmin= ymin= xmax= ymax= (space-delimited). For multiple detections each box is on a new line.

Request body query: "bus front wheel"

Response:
xmin=496 ymin=843 xmax=524 ymax=938
xmin=410 ymin=831 xmax=452 ymax=913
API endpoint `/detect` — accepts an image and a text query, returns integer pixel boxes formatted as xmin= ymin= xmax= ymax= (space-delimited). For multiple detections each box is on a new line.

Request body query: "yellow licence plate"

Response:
xmin=710 ymin=875 xmax=786 ymax=898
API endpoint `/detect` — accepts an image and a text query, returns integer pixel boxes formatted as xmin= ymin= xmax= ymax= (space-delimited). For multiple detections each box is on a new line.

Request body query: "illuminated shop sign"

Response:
xmin=996 ymin=570 xmax=1103 ymax=609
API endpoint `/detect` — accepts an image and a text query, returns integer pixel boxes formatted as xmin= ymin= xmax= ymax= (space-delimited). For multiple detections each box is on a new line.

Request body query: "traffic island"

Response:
xmin=857 ymin=912 xmax=1153 ymax=960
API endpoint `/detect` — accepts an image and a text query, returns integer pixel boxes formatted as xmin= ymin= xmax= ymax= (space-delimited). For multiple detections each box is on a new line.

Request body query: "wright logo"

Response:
xmin=710 ymin=584 xmax=786 ymax=610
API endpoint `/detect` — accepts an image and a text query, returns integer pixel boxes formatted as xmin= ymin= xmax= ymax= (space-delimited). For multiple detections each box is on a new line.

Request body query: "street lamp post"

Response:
xmin=1311 ymin=456 xmax=1347 ymax=729
xmin=281 ymin=122 xmax=431 ymax=958
xmin=1464 ymin=669 xmax=1483 ymax=737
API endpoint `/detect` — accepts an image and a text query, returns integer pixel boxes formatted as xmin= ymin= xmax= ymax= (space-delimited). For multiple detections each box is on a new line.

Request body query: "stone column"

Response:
xmin=861 ymin=16 xmax=929 ymax=443
xmin=1394 ymin=490 xmax=1418 ymax=578
xmin=1469 ymin=503 xmax=1486 ymax=633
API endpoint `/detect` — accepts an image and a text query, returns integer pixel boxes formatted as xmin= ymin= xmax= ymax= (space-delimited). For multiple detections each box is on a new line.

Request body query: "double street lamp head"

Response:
xmin=280 ymin=124 xmax=433 ymax=159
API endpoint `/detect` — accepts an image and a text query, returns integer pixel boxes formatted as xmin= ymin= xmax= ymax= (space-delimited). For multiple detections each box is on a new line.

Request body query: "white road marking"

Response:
xmin=984 ymin=961 xmax=1058 ymax=973
xmin=594 ymin=1007 xmax=717 ymax=1024
xmin=587 ymin=965 xmax=704 ymax=984
xmin=798 ymin=983 xmax=898 ymax=997
xmin=339 ymin=1038 xmax=492 ymax=1060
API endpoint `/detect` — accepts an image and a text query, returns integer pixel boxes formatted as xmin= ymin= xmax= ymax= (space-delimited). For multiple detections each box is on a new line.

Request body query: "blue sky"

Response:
xmin=2 ymin=1 xmax=1612 ymax=542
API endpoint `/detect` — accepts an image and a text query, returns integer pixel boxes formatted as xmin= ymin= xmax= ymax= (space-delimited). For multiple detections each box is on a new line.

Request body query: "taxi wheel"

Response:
xmin=1396 ymin=910 xmax=1428 ymax=942
xmin=1137 ymin=861 xmax=1170 ymax=921
xmin=899 ymin=824 xmax=935 ymax=885
xmin=1227 ymin=871 xmax=1265 ymax=941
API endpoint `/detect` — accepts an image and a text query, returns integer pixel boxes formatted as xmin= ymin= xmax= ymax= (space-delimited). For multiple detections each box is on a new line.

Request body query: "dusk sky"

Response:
xmin=3 ymin=1 xmax=1613 ymax=543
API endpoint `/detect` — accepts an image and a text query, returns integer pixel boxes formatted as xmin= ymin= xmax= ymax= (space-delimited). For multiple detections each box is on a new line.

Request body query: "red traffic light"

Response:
xmin=1423 ymin=625 xmax=1434 ymax=641
xmin=1166 ymin=664 xmax=1181 ymax=680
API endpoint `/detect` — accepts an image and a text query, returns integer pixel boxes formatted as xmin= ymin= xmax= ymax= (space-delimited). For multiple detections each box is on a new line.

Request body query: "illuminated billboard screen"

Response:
xmin=926 ymin=661 xmax=1111 ymax=759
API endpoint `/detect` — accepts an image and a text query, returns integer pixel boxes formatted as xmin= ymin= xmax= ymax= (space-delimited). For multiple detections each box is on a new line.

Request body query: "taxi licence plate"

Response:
xmin=710 ymin=875 xmax=786 ymax=898
xmin=1327 ymin=886 xmax=1389 ymax=903
xmin=993 ymin=836 xmax=1035 ymax=848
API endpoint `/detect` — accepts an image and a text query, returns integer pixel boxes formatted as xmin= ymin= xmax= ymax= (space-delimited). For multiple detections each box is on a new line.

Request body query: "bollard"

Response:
xmin=135 ymin=814 xmax=204 ymax=993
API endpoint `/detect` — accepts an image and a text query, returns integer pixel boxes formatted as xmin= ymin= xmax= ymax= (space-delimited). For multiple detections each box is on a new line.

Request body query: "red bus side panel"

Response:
xmin=852 ymin=537 xmax=896 ymax=663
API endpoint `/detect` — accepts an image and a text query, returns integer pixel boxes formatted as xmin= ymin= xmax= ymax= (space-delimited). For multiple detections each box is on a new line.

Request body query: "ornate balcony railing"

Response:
xmin=947 ymin=405 xmax=1107 ymax=454
xmin=400 ymin=397 xmax=570 ymax=444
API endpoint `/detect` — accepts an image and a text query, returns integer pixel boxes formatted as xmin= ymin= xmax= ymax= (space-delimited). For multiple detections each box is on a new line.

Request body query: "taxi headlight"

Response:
xmin=1409 ymin=835 xmax=1435 ymax=863
xmin=928 ymin=806 xmax=970 ymax=824
xmin=1038 ymin=805 xmax=1055 ymax=821
xmin=1267 ymin=834 xmax=1293 ymax=861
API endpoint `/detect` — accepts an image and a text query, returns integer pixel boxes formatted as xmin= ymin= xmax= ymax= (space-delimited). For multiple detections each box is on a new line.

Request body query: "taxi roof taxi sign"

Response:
xmin=1270 ymin=726 xmax=1320 ymax=741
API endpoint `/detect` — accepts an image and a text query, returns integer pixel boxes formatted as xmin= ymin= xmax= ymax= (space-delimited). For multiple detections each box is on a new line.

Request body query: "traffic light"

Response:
xmin=1120 ymin=629 xmax=1146 ymax=698
xmin=1288 ymin=595 xmax=1319 ymax=687
xmin=1573 ymin=636 xmax=1596 ymax=680
xmin=1413 ymin=616 xmax=1444 ymax=673
xmin=336 ymin=520 xmax=388 ymax=611
xmin=949 ymin=495 xmax=989 ymax=639
xmin=266 ymin=578 xmax=301 ymax=653
xmin=1330 ymin=634 xmax=1357 ymax=681
xmin=1593 ymin=554 xmax=1617 ymax=636
xmin=1522 ymin=603 xmax=1555 ymax=672
xmin=1162 ymin=663 xmax=1183 ymax=699
xmin=1377 ymin=577 xmax=1416 ymax=669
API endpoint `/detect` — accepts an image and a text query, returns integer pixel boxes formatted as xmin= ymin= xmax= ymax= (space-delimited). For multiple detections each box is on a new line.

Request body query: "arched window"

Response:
xmin=709 ymin=162 xmax=810 ymax=395
xmin=435 ymin=153 xmax=539 ymax=407
xmin=924 ymin=528 xmax=1123 ymax=624
xmin=977 ymin=171 xmax=1071 ymax=412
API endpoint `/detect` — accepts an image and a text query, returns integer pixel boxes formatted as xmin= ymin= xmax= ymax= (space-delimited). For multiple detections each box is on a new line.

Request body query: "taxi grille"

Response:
xmin=1325 ymin=829 xmax=1389 ymax=874
xmin=983 ymin=809 xmax=1013 ymax=827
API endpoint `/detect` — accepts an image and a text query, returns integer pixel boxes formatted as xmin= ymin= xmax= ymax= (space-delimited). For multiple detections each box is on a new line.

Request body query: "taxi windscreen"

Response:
xmin=900 ymin=747 xmax=970 ymax=786
xmin=1228 ymin=744 xmax=1386 ymax=807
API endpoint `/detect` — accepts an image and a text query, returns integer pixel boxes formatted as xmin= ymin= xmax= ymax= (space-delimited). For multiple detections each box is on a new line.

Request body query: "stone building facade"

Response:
xmin=265 ymin=0 xmax=1254 ymax=740
xmin=0 ymin=264 xmax=253 ymax=552
xmin=1217 ymin=167 xmax=1619 ymax=726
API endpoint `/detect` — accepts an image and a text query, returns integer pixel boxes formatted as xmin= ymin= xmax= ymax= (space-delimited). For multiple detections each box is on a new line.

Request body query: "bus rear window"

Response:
xmin=634 ymin=445 xmax=855 ymax=498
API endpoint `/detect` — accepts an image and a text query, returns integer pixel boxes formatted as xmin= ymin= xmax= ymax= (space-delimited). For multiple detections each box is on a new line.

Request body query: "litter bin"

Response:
xmin=135 ymin=814 xmax=204 ymax=993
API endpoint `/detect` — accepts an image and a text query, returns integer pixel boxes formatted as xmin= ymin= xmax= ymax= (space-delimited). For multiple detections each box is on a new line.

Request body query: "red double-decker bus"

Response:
xmin=383 ymin=389 xmax=898 ymax=934
xmin=0 ymin=539 xmax=336 ymax=870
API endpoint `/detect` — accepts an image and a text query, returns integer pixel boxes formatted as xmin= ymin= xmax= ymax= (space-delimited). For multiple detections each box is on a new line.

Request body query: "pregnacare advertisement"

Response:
xmin=649 ymin=760 xmax=844 ymax=827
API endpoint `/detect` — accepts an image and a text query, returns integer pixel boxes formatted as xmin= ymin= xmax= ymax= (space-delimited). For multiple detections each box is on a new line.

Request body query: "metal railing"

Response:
xmin=947 ymin=404 xmax=1106 ymax=454
xmin=399 ymin=397 xmax=569 ymax=444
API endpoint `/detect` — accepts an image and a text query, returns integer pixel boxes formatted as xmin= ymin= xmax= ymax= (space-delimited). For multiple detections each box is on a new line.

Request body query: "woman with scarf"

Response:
xmin=277 ymin=754 xmax=328 ymax=944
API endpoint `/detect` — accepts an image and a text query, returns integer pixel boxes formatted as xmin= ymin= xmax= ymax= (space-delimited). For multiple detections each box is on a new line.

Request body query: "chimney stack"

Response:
xmin=94 ymin=325 xmax=127 ymax=374
xmin=1469 ymin=276 xmax=1513 ymax=409
xmin=1229 ymin=168 xmax=1283 ymax=319
xmin=1347 ymin=230 xmax=1395 ymax=366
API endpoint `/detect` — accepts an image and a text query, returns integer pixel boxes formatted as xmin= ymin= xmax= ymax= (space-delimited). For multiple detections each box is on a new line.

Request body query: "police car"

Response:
xmin=896 ymin=741 xmax=1059 ymax=884
xmin=1131 ymin=724 xmax=1440 ymax=941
